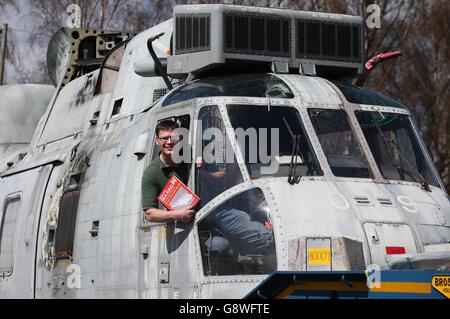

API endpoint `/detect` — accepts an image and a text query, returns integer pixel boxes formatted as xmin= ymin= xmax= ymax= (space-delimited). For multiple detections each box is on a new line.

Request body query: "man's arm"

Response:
xmin=196 ymin=157 xmax=226 ymax=179
xmin=144 ymin=206 xmax=195 ymax=223
xmin=142 ymin=172 xmax=196 ymax=223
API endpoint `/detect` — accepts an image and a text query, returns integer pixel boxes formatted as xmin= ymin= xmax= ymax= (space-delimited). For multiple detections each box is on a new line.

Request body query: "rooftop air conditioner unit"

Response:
xmin=167 ymin=4 xmax=364 ymax=79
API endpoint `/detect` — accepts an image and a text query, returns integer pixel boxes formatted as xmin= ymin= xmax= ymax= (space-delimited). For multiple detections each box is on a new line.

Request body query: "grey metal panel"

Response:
xmin=386 ymin=251 xmax=450 ymax=270
xmin=0 ymin=145 xmax=66 ymax=177
xmin=0 ymin=165 xmax=53 ymax=298
xmin=37 ymin=72 xmax=98 ymax=145
xmin=416 ymin=225 xmax=450 ymax=246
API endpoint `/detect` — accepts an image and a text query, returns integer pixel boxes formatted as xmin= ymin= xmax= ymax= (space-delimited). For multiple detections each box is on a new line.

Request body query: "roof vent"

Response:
xmin=354 ymin=196 xmax=372 ymax=206
xmin=153 ymin=88 xmax=168 ymax=102
xmin=175 ymin=14 xmax=211 ymax=54
xmin=224 ymin=13 xmax=290 ymax=57
xmin=377 ymin=197 xmax=394 ymax=207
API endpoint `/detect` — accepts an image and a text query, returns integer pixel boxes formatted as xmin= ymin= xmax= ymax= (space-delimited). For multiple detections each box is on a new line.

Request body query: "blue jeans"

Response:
xmin=205 ymin=208 xmax=272 ymax=255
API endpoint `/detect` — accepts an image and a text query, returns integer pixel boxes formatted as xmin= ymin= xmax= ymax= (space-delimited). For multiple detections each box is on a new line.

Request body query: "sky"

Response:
xmin=0 ymin=0 xmax=41 ymax=85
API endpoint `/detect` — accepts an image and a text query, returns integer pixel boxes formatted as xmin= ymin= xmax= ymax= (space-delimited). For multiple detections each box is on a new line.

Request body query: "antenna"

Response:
xmin=0 ymin=24 xmax=7 ymax=85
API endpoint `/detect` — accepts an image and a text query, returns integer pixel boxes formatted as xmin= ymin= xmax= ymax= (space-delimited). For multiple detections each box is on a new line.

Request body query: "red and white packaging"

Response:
xmin=157 ymin=175 xmax=200 ymax=211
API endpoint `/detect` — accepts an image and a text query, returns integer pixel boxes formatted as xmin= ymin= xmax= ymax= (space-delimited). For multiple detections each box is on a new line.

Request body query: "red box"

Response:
xmin=157 ymin=175 xmax=200 ymax=211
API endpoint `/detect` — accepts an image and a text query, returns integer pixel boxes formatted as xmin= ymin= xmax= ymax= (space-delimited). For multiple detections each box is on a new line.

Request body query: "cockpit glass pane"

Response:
xmin=227 ymin=105 xmax=321 ymax=179
xmin=196 ymin=105 xmax=244 ymax=208
xmin=198 ymin=188 xmax=276 ymax=276
xmin=334 ymin=82 xmax=405 ymax=109
xmin=308 ymin=109 xmax=372 ymax=178
xmin=162 ymin=73 xmax=294 ymax=106
xmin=355 ymin=111 xmax=439 ymax=186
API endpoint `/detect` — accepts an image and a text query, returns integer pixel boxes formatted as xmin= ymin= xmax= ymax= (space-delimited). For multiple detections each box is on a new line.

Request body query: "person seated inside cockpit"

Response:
xmin=204 ymin=200 xmax=274 ymax=257
xmin=196 ymin=157 xmax=274 ymax=259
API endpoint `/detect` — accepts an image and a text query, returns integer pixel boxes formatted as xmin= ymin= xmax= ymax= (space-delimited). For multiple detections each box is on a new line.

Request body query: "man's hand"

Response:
xmin=173 ymin=204 xmax=196 ymax=223
xmin=196 ymin=156 xmax=226 ymax=179
xmin=195 ymin=156 xmax=204 ymax=169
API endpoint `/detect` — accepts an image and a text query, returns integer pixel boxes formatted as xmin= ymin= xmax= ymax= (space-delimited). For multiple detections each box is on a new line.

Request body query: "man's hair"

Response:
xmin=156 ymin=120 xmax=179 ymax=137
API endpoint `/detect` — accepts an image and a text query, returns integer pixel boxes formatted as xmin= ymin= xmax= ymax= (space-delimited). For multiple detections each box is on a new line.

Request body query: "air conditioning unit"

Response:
xmin=167 ymin=4 xmax=364 ymax=79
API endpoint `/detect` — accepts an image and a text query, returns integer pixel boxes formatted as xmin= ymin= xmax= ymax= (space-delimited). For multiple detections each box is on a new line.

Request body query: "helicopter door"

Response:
xmin=0 ymin=164 xmax=53 ymax=298
xmin=193 ymin=105 xmax=277 ymax=290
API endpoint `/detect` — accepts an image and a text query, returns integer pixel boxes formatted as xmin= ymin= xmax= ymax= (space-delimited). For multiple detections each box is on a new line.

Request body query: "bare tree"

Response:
xmin=2 ymin=1 xmax=159 ymax=84
xmin=0 ymin=0 xmax=16 ymax=10
xmin=369 ymin=1 xmax=450 ymax=191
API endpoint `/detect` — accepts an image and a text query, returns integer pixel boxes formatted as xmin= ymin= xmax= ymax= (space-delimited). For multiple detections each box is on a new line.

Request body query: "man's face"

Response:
xmin=156 ymin=128 xmax=179 ymax=157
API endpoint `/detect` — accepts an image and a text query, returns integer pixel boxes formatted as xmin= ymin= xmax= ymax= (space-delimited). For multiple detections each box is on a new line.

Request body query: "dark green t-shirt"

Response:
xmin=141 ymin=157 xmax=189 ymax=211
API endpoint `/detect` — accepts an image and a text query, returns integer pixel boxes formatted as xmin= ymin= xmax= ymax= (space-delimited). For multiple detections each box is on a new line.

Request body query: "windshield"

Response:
xmin=355 ymin=111 xmax=439 ymax=186
xmin=162 ymin=73 xmax=294 ymax=106
xmin=227 ymin=105 xmax=321 ymax=179
xmin=308 ymin=109 xmax=371 ymax=178
xmin=334 ymin=82 xmax=405 ymax=109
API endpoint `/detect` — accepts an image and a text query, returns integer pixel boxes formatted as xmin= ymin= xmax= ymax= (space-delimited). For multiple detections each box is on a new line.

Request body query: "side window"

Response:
xmin=196 ymin=105 xmax=243 ymax=207
xmin=95 ymin=41 xmax=127 ymax=95
xmin=198 ymin=188 xmax=276 ymax=276
xmin=143 ymin=115 xmax=192 ymax=215
xmin=54 ymin=189 xmax=80 ymax=260
xmin=151 ymin=115 xmax=191 ymax=161
xmin=0 ymin=193 xmax=21 ymax=275
xmin=43 ymin=155 xmax=89 ymax=268
xmin=53 ymin=160 xmax=87 ymax=261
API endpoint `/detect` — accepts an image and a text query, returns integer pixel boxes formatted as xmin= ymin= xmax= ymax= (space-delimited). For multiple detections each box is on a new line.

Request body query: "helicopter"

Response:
xmin=0 ymin=4 xmax=449 ymax=299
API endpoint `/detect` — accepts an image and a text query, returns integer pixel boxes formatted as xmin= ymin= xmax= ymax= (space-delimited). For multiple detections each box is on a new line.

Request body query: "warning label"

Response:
xmin=307 ymin=248 xmax=331 ymax=265
xmin=432 ymin=276 xmax=450 ymax=299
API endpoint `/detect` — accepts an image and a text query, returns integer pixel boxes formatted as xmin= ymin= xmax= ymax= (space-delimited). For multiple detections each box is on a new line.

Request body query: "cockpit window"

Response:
xmin=227 ymin=105 xmax=321 ymax=179
xmin=355 ymin=111 xmax=439 ymax=186
xmin=334 ymin=82 xmax=405 ymax=109
xmin=196 ymin=105 xmax=244 ymax=208
xmin=309 ymin=109 xmax=372 ymax=178
xmin=162 ymin=73 xmax=294 ymax=106
xmin=198 ymin=188 xmax=276 ymax=276
xmin=95 ymin=40 xmax=128 ymax=95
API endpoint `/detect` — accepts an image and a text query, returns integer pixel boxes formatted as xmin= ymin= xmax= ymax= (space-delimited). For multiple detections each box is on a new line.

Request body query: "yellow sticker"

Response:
xmin=432 ymin=276 xmax=450 ymax=299
xmin=307 ymin=248 xmax=331 ymax=265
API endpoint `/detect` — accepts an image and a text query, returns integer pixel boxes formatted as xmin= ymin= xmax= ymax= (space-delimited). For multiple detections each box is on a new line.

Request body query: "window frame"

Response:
xmin=94 ymin=39 xmax=130 ymax=96
xmin=193 ymin=184 xmax=278 ymax=280
xmin=226 ymin=103 xmax=322 ymax=179
xmin=0 ymin=192 xmax=22 ymax=277
xmin=149 ymin=114 xmax=193 ymax=163
xmin=333 ymin=81 xmax=406 ymax=109
xmin=142 ymin=108 xmax=195 ymax=221
xmin=307 ymin=107 xmax=373 ymax=179
xmin=354 ymin=110 xmax=441 ymax=187
xmin=53 ymin=188 xmax=81 ymax=261
xmin=162 ymin=73 xmax=295 ymax=107
xmin=194 ymin=104 xmax=247 ymax=209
